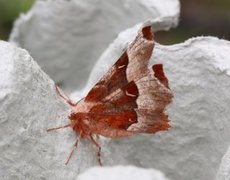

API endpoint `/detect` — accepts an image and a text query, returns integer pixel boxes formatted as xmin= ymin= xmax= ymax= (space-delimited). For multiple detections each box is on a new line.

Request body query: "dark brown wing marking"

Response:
xmin=85 ymin=52 xmax=129 ymax=102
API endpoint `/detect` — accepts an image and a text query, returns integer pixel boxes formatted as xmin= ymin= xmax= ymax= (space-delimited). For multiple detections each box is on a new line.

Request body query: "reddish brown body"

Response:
xmin=48 ymin=26 xmax=173 ymax=165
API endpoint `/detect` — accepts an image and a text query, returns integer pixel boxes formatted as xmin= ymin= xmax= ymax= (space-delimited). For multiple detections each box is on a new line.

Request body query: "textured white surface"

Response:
xmin=0 ymin=41 xmax=100 ymax=179
xmin=216 ymin=145 xmax=230 ymax=180
xmin=9 ymin=0 xmax=180 ymax=91
xmin=72 ymin=26 xmax=230 ymax=180
xmin=5 ymin=1 xmax=230 ymax=178
xmin=77 ymin=166 xmax=170 ymax=180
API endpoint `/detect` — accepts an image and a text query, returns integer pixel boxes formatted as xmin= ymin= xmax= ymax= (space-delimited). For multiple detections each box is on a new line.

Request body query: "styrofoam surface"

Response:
xmin=9 ymin=0 xmax=180 ymax=91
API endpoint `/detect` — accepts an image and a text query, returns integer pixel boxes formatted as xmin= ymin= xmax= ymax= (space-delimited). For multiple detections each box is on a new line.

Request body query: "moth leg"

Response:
xmin=47 ymin=124 xmax=71 ymax=132
xmin=90 ymin=134 xmax=102 ymax=166
xmin=55 ymin=85 xmax=76 ymax=106
xmin=65 ymin=131 xmax=82 ymax=165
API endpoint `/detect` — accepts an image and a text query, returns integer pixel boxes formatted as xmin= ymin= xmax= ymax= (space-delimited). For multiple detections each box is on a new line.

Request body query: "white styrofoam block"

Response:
xmin=9 ymin=0 xmax=180 ymax=91
xmin=77 ymin=166 xmax=170 ymax=180
xmin=72 ymin=26 xmax=230 ymax=180
xmin=0 ymin=41 xmax=101 ymax=179
xmin=216 ymin=145 xmax=230 ymax=180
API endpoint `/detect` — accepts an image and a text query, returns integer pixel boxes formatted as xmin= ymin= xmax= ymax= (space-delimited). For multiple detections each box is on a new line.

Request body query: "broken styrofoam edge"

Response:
xmin=72 ymin=24 xmax=230 ymax=180
xmin=216 ymin=145 xmax=230 ymax=180
xmin=0 ymin=41 xmax=101 ymax=179
xmin=9 ymin=0 xmax=180 ymax=91
xmin=77 ymin=166 xmax=170 ymax=180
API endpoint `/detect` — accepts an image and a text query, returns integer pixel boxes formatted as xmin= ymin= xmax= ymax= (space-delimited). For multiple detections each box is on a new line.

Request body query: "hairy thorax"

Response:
xmin=69 ymin=101 xmax=96 ymax=136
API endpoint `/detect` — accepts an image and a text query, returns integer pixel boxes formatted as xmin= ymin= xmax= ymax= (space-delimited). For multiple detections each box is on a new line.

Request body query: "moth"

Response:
xmin=47 ymin=26 xmax=173 ymax=165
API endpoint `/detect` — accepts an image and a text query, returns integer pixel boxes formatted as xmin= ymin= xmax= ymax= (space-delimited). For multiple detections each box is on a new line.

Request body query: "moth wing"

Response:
xmin=85 ymin=65 xmax=173 ymax=137
xmin=88 ymin=81 xmax=139 ymax=135
xmin=82 ymin=26 xmax=173 ymax=137
xmin=127 ymin=64 xmax=173 ymax=133
xmin=85 ymin=26 xmax=154 ymax=102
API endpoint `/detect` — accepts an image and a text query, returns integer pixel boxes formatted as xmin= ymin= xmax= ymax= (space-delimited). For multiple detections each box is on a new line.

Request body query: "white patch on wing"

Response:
xmin=125 ymin=90 xmax=136 ymax=97
xmin=118 ymin=64 xmax=126 ymax=69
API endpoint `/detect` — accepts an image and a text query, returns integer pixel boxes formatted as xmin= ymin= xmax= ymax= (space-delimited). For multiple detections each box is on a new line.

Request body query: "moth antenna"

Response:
xmin=65 ymin=131 xmax=83 ymax=165
xmin=55 ymin=85 xmax=76 ymax=106
xmin=75 ymin=97 xmax=85 ymax=105
xmin=47 ymin=124 xmax=71 ymax=132
xmin=89 ymin=134 xmax=102 ymax=166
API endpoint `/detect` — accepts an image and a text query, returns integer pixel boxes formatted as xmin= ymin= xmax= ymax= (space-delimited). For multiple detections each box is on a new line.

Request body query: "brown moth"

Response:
xmin=48 ymin=26 xmax=173 ymax=165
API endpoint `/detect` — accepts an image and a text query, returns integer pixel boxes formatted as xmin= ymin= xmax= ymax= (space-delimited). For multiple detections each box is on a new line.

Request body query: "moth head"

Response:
xmin=68 ymin=112 xmax=79 ymax=122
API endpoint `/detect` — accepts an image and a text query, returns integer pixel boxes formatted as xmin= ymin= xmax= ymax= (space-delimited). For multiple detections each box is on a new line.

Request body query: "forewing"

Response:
xmin=81 ymin=26 xmax=173 ymax=137
xmin=87 ymin=81 xmax=139 ymax=132
xmin=85 ymin=26 xmax=154 ymax=102
xmin=85 ymin=65 xmax=173 ymax=137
